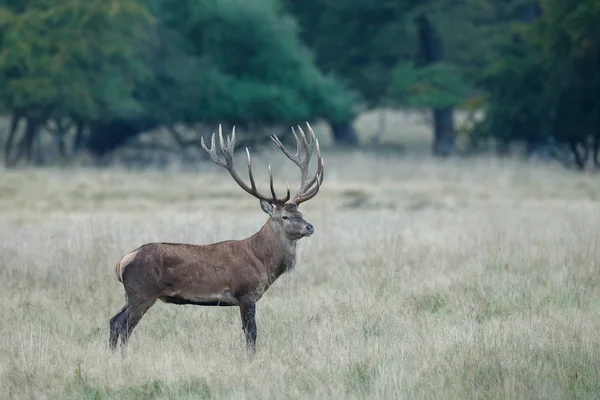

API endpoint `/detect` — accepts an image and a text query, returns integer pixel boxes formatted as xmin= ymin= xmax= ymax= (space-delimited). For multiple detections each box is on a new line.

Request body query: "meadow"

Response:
xmin=1 ymin=114 xmax=599 ymax=399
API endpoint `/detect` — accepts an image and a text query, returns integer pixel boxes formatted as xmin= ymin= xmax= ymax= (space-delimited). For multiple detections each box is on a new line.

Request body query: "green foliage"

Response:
xmin=148 ymin=0 xmax=356 ymax=127
xmin=390 ymin=61 xmax=470 ymax=109
xmin=286 ymin=0 xmax=411 ymax=108
xmin=476 ymin=0 xmax=600 ymax=168
xmin=428 ymin=0 xmax=542 ymax=72
xmin=387 ymin=0 xmax=543 ymax=112
xmin=288 ymin=0 xmax=530 ymax=155
xmin=475 ymin=36 xmax=548 ymax=145
xmin=286 ymin=0 xmax=536 ymax=111
xmin=0 ymin=0 xmax=154 ymax=120
xmin=0 ymin=0 xmax=358 ymax=162
xmin=4 ymin=0 xmax=596 ymax=165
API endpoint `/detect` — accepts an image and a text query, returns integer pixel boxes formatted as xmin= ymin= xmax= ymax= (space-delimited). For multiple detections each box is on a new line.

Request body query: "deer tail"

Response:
xmin=116 ymin=260 xmax=123 ymax=283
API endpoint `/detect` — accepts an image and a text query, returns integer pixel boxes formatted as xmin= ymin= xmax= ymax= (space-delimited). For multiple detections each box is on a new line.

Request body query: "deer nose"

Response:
xmin=305 ymin=224 xmax=314 ymax=234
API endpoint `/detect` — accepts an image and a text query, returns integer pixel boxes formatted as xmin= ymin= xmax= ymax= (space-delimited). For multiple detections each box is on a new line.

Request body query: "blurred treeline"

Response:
xmin=0 ymin=0 xmax=598 ymax=170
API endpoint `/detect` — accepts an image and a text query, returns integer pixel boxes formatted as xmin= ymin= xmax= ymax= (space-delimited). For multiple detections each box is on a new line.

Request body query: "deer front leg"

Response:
xmin=239 ymin=302 xmax=257 ymax=352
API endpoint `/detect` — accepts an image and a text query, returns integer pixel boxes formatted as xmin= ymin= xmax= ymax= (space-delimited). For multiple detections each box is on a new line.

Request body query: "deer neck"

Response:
xmin=250 ymin=219 xmax=297 ymax=280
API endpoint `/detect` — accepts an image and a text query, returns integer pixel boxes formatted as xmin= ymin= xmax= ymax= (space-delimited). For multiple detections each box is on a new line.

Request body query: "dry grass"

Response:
xmin=1 ymin=150 xmax=600 ymax=399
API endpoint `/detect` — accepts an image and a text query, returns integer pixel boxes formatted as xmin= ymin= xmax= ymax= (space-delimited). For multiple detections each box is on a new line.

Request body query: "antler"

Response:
xmin=201 ymin=125 xmax=291 ymax=205
xmin=270 ymin=122 xmax=324 ymax=206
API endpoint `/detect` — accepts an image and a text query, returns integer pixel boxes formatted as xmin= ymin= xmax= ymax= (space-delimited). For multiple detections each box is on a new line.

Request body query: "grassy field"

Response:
xmin=1 ymin=124 xmax=600 ymax=399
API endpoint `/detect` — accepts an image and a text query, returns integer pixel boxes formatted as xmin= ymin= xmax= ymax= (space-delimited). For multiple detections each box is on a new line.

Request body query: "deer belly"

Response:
xmin=159 ymin=290 xmax=239 ymax=307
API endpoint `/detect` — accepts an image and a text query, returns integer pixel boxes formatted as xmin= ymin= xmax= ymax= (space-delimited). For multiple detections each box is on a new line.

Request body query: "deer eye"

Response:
xmin=282 ymin=216 xmax=289 ymax=220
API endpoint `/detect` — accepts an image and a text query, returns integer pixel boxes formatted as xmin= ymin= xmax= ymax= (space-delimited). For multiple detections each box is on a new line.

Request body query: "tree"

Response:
xmin=537 ymin=0 xmax=600 ymax=168
xmin=286 ymin=0 xmax=506 ymax=153
xmin=0 ymin=0 xmax=155 ymax=166
xmin=475 ymin=0 xmax=600 ymax=169
xmin=388 ymin=0 xmax=544 ymax=156
xmin=285 ymin=0 xmax=411 ymax=144
xmin=86 ymin=0 xmax=357 ymax=157
xmin=0 ymin=0 xmax=357 ymax=163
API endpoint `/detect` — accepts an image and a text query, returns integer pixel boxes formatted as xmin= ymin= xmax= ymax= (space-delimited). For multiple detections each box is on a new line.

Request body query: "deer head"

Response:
xmin=201 ymin=123 xmax=324 ymax=241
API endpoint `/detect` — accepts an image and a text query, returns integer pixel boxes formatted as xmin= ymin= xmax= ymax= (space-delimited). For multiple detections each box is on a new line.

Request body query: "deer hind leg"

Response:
xmin=109 ymin=304 xmax=128 ymax=351
xmin=119 ymin=297 xmax=156 ymax=352
xmin=240 ymin=302 xmax=257 ymax=353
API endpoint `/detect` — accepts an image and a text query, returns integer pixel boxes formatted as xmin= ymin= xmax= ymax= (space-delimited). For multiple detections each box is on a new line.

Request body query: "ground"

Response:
xmin=0 ymin=113 xmax=599 ymax=399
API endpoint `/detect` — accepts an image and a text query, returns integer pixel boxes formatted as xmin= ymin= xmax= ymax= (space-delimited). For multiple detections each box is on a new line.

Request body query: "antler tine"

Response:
xmin=269 ymin=122 xmax=324 ymax=206
xmin=292 ymin=133 xmax=324 ymax=205
xmin=271 ymin=129 xmax=300 ymax=164
xmin=270 ymin=122 xmax=318 ymax=190
xmin=201 ymin=125 xmax=289 ymax=204
xmin=295 ymin=172 xmax=323 ymax=203
xmin=290 ymin=127 xmax=301 ymax=158
xmin=268 ymin=164 xmax=291 ymax=203
xmin=296 ymin=124 xmax=315 ymax=155
xmin=268 ymin=165 xmax=276 ymax=199
xmin=271 ymin=125 xmax=313 ymax=166
xmin=245 ymin=147 xmax=258 ymax=192
xmin=218 ymin=124 xmax=227 ymax=157
xmin=200 ymin=132 xmax=227 ymax=168
xmin=228 ymin=126 xmax=235 ymax=148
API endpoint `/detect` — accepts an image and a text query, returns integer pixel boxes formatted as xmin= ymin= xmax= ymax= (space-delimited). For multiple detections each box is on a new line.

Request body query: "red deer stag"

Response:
xmin=109 ymin=123 xmax=324 ymax=353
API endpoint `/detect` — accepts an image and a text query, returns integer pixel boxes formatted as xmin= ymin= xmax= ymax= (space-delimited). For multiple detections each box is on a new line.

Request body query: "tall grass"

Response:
xmin=1 ymin=151 xmax=599 ymax=399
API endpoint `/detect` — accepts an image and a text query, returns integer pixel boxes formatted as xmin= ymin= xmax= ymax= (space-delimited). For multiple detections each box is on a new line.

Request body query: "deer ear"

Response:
xmin=260 ymin=200 xmax=275 ymax=216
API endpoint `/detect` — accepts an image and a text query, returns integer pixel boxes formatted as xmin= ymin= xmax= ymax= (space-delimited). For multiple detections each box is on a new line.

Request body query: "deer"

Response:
xmin=109 ymin=123 xmax=324 ymax=353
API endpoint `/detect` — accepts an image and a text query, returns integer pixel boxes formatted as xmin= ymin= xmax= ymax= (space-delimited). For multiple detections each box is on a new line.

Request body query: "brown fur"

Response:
xmin=116 ymin=248 xmax=141 ymax=283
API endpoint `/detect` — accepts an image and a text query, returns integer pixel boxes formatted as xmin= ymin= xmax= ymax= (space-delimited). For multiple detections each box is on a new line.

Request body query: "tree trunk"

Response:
xmin=60 ymin=136 xmax=67 ymax=157
xmin=55 ymin=118 xmax=71 ymax=158
xmin=416 ymin=14 xmax=455 ymax=157
xmin=432 ymin=108 xmax=454 ymax=157
xmin=4 ymin=113 xmax=22 ymax=167
xmin=73 ymin=121 xmax=87 ymax=153
xmin=569 ymin=140 xmax=586 ymax=171
xmin=22 ymin=118 xmax=42 ymax=164
xmin=593 ymin=132 xmax=599 ymax=168
xmin=329 ymin=121 xmax=358 ymax=146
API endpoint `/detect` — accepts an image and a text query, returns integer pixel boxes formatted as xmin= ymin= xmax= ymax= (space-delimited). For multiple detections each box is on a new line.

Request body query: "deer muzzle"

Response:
xmin=304 ymin=223 xmax=314 ymax=236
